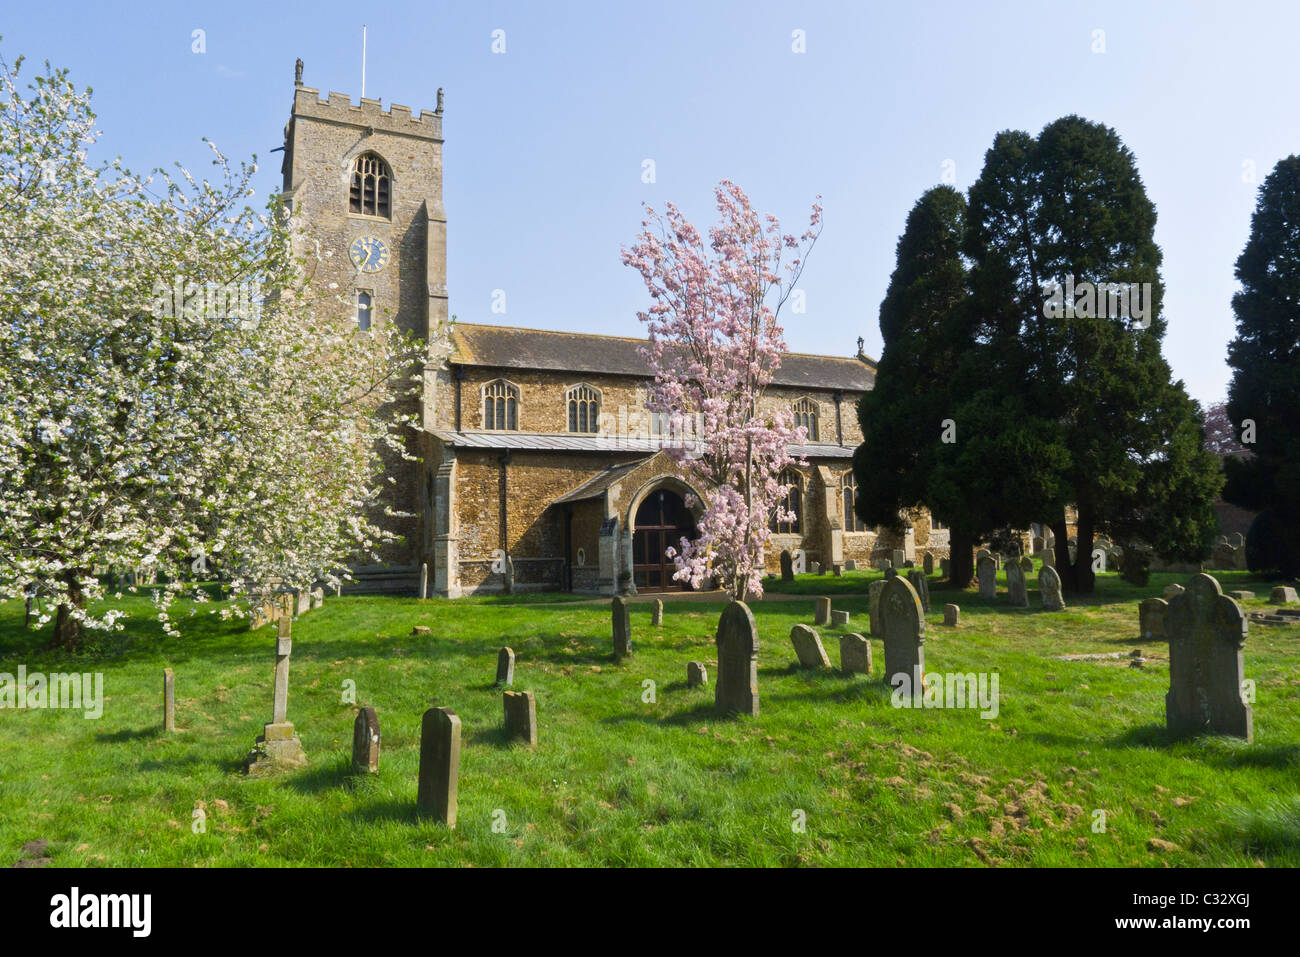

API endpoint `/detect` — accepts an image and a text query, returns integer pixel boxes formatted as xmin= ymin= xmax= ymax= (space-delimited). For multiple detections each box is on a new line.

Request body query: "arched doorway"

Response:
xmin=633 ymin=488 xmax=697 ymax=593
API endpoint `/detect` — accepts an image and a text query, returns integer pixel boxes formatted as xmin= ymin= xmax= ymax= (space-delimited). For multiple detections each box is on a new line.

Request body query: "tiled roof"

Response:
xmin=429 ymin=429 xmax=855 ymax=460
xmin=449 ymin=323 xmax=876 ymax=392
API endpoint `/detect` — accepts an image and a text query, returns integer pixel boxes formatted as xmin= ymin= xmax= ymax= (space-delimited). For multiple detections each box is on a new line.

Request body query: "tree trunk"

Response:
xmin=947 ymin=531 xmax=975 ymax=588
xmin=1076 ymin=510 xmax=1096 ymax=594
xmin=49 ymin=571 xmax=86 ymax=651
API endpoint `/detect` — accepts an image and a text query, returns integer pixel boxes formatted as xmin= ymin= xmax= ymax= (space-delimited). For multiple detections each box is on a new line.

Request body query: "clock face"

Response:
xmin=349 ymin=236 xmax=390 ymax=273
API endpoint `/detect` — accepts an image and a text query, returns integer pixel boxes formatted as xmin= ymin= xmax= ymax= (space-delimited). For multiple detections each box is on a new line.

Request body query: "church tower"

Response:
xmin=280 ymin=61 xmax=448 ymax=589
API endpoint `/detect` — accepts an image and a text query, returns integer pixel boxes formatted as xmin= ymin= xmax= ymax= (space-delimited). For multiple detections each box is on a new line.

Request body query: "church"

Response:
xmin=278 ymin=67 xmax=949 ymax=596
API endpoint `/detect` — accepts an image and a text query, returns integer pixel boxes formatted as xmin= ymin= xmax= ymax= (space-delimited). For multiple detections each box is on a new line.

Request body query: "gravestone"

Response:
xmin=652 ymin=598 xmax=664 ymax=626
xmin=295 ymin=588 xmax=310 ymax=616
xmin=830 ymin=609 xmax=850 ymax=627
xmin=1039 ymin=565 xmax=1065 ymax=611
xmin=790 ymin=624 xmax=831 ymax=668
xmin=687 ymin=661 xmax=708 ymax=688
xmin=839 ymin=633 xmax=872 ymax=675
xmin=162 ymin=668 xmax=175 ymax=733
xmin=844 ymin=559 xmax=857 ymax=572
xmin=780 ymin=550 xmax=794 ymax=582
xmin=833 ymin=564 xmax=843 ymax=577
xmin=1020 ymin=555 xmax=1034 ymax=575
xmin=1162 ymin=583 xmax=1185 ymax=601
xmin=244 ymin=617 xmax=307 ymax=774
xmin=906 ymin=568 xmax=930 ymax=613
xmin=1228 ymin=590 xmax=1254 ymax=601
xmin=976 ymin=548 xmax=991 ymax=562
xmin=416 ymin=706 xmax=460 ymax=826
xmin=943 ymin=603 xmax=959 ymax=627
xmin=612 ymin=596 xmax=632 ymax=660
xmin=496 ymin=647 xmax=515 ymax=687
xmin=868 ymin=580 xmax=886 ymax=637
xmin=1006 ymin=559 xmax=1029 ymax=608
xmin=352 ymin=706 xmax=380 ymax=774
xmin=1032 ymin=536 xmax=1046 ymax=555
xmin=310 ymin=587 xmax=324 ymax=610
xmin=810 ymin=562 xmax=821 ymax=576
xmin=881 ymin=576 xmax=925 ymax=692
xmin=1165 ymin=573 xmax=1252 ymax=741
xmin=503 ymin=690 xmax=538 ymax=745
xmin=1041 ymin=547 xmax=1055 ymax=569
xmin=1270 ymin=586 xmax=1298 ymax=604
xmin=1139 ymin=598 xmax=1167 ymax=641
xmin=885 ymin=567 xmax=898 ymax=580
xmin=715 ymin=601 xmax=760 ymax=716
xmin=940 ymin=557 xmax=951 ymax=579
xmin=923 ymin=553 xmax=934 ymax=576
xmin=977 ymin=555 xmax=997 ymax=599
xmin=889 ymin=549 xmax=903 ymax=569
xmin=814 ymin=596 xmax=832 ymax=626
xmin=419 ymin=562 xmax=428 ymax=600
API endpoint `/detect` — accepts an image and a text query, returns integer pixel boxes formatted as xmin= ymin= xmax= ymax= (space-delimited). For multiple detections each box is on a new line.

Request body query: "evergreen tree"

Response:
xmin=1224 ymin=155 xmax=1300 ymax=577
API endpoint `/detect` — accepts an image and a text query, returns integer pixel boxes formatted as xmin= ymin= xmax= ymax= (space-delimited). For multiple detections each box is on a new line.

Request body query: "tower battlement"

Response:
xmin=292 ymin=85 xmax=442 ymax=141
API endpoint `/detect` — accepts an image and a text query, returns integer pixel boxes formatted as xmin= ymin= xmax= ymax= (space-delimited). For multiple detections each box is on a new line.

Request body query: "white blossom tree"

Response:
xmin=0 ymin=49 xmax=445 ymax=649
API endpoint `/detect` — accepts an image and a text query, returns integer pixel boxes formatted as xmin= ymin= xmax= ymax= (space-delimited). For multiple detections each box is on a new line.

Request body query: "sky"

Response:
xmin=6 ymin=0 xmax=1298 ymax=405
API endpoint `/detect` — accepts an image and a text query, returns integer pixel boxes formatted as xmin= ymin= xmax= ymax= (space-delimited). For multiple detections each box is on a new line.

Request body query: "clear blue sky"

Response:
xmin=7 ymin=0 xmax=1297 ymax=404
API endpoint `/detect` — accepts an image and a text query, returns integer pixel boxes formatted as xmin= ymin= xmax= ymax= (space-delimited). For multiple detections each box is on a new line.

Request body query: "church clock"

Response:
xmin=349 ymin=236 xmax=390 ymax=273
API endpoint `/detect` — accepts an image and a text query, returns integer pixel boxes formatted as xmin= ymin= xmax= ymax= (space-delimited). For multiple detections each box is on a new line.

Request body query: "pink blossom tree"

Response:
xmin=621 ymin=181 xmax=822 ymax=601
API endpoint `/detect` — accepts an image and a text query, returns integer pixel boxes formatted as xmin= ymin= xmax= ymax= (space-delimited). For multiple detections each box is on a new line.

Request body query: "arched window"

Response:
xmin=349 ymin=152 xmax=391 ymax=218
xmin=566 ymin=384 xmax=600 ymax=433
xmin=483 ymin=380 xmax=519 ymax=430
xmin=843 ymin=473 xmax=865 ymax=532
xmin=770 ymin=468 xmax=803 ymax=534
xmin=793 ymin=398 xmax=819 ymax=442
xmin=356 ymin=291 xmax=372 ymax=331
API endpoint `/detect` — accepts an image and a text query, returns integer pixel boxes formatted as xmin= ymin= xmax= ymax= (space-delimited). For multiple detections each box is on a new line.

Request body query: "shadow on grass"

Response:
xmin=95 ymin=726 xmax=161 ymax=743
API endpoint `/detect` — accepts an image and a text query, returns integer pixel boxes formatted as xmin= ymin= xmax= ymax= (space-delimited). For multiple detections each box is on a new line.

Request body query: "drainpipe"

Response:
xmin=497 ymin=450 xmax=510 ymax=553
xmin=453 ymin=365 xmax=465 ymax=432
xmin=833 ymin=390 xmax=844 ymax=446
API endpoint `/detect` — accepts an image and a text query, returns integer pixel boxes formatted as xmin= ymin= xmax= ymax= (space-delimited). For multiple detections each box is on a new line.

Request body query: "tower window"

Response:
xmin=349 ymin=152 xmax=392 ymax=218
xmin=483 ymin=380 xmax=519 ymax=430
xmin=566 ymin=384 xmax=600 ymax=433
xmin=793 ymin=398 xmax=819 ymax=442
xmin=843 ymin=473 xmax=865 ymax=532
xmin=770 ymin=468 xmax=803 ymax=535
xmin=357 ymin=291 xmax=372 ymax=330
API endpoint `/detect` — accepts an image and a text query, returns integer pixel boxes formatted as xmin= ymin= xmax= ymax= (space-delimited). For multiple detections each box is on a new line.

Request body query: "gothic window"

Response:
xmin=793 ymin=398 xmax=819 ymax=442
xmin=349 ymin=152 xmax=391 ymax=218
xmin=843 ymin=473 xmax=865 ymax=532
xmin=566 ymin=384 xmax=600 ymax=433
xmin=771 ymin=468 xmax=803 ymax=535
xmin=931 ymin=515 xmax=947 ymax=530
xmin=356 ymin=291 xmax=372 ymax=331
xmin=483 ymin=380 xmax=519 ymax=430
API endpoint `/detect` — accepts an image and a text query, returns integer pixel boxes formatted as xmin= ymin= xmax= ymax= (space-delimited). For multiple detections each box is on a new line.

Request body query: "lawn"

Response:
xmin=1 ymin=566 xmax=1297 ymax=867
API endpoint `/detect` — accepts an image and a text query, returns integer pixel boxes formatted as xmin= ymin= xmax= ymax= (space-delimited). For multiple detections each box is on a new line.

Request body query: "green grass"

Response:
xmin=1 ymin=566 xmax=1297 ymax=867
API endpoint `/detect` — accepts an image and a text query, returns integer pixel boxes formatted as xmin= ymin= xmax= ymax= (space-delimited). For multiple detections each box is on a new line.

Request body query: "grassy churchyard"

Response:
xmin=1 ymin=565 xmax=1298 ymax=868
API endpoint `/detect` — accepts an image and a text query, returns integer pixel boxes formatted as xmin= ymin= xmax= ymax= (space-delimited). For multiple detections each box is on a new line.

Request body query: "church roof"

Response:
xmin=428 ymin=428 xmax=855 ymax=461
xmin=449 ymin=323 xmax=876 ymax=392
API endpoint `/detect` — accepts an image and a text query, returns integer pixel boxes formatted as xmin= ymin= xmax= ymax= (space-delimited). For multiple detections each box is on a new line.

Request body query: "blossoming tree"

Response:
xmin=621 ymin=181 xmax=821 ymax=601
xmin=0 ymin=50 xmax=443 ymax=649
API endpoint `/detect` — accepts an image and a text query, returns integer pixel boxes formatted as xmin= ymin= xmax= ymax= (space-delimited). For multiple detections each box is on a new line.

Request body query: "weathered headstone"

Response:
xmin=1020 ymin=555 xmax=1034 ymax=575
xmin=1041 ymin=547 xmax=1055 ymax=569
xmin=612 ymin=596 xmax=632 ymax=660
xmin=1165 ymin=573 xmax=1252 ymax=741
xmin=715 ymin=601 xmax=760 ymax=716
xmin=687 ymin=661 xmax=708 ymax=688
xmin=1162 ymin=583 xmax=1185 ymax=601
xmin=881 ymin=576 xmax=925 ymax=693
xmin=940 ymin=557 xmax=951 ymax=579
xmin=943 ymin=603 xmax=959 ymax=627
xmin=1270 ymin=586 xmax=1298 ymax=604
xmin=839 ymin=633 xmax=872 ymax=675
xmin=868 ymin=580 xmax=886 ymax=637
xmin=244 ymin=617 xmax=307 ymax=774
xmin=885 ymin=567 xmax=898 ymax=580
xmin=352 ymin=706 xmax=380 ymax=774
xmin=790 ymin=624 xmax=831 ymax=668
xmin=310 ymin=587 xmax=324 ymax=610
xmin=495 ymin=646 xmax=515 ymax=687
xmin=652 ymin=598 xmax=664 ymax=626
xmin=810 ymin=561 xmax=821 ymax=576
xmin=922 ymin=553 xmax=934 ymax=576
xmin=1039 ymin=565 xmax=1065 ymax=611
xmin=162 ymin=668 xmax=175 ymax=733
xmin=780 ymin=550 xmax=794 ymax=582
xmin=814 ymin=596 xmax=832 ymax=626
xmin=830 ymin=609 xmax=850 ymax=627
xmin=1139 ymin=597 xmax=1167 ymax=641
xmin=844 ymin=559 xmax=857 ymax=572
xmin=977 ymin=554 xmax=997 ymax=599
xmin=503 ymin=689 xmax=538 ymax=745
xmin=1228 ymin=590 xmax=1255 ymax=601
xmin=1032 ymin=536 xmax=1046 ymax=555
xmin=832 ymin=564 xmax=843 ymax=577
xmin=1006 ymin=559 xmax=1029 ymax=608
xmin=906 ymin=568 xmax=930 ymax=613
xmin=416 ymin=706 xmax=460 ymax=826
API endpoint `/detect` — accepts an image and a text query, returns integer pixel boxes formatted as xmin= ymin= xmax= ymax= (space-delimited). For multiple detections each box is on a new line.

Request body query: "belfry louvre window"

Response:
xmin=770 ymin=468 xmax=803 ymax=535
xmin=483 ymin=380 xmax=519 ymax=430
xmin=793 ymin=398 xmax=819 ymax=442
xmin=567 ymin=385 xmax=600 ymax=433
xmin=349 ymin=152 xmax=391 ymax=218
